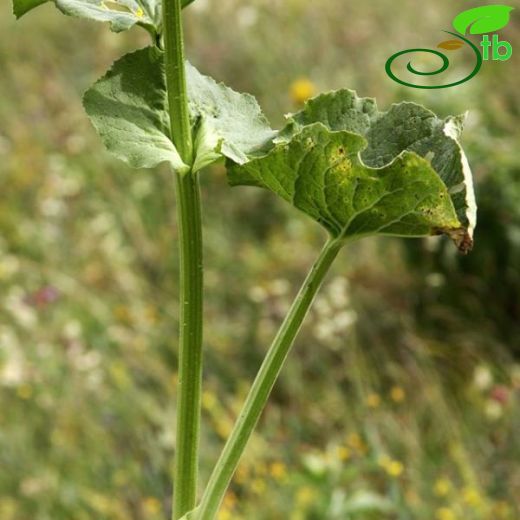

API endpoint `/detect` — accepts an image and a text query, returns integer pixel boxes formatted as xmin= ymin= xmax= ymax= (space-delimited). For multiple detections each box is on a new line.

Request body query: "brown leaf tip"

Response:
xmin=450 ymin=228 xmax=474 ymax=254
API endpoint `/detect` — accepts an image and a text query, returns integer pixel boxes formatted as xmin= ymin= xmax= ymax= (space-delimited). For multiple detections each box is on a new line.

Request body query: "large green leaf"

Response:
xmin=272 ymin=90 xmax=476 ymax=251
xmin=452 ymin=5 xmax=514 ymax=35
xmin=229 ymin=123 xmax=463 ymax=246
xmin=83 ymin=47 xmax=274 ymax=173
xmin=13 ymin=0 xmax=196 ymax=31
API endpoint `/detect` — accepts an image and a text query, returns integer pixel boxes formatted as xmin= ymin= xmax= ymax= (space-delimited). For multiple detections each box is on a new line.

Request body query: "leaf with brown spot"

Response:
xmin=232 ymin=90 xmax=477 ymax=252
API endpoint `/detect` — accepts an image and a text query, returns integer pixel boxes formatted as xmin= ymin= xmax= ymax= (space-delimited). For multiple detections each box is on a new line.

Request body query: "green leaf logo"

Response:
xmin=452 ymin=5 xmax=514 ymax=35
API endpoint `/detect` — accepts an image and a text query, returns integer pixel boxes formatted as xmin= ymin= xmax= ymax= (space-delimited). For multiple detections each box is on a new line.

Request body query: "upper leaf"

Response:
xmin=56 ymin=0 xmax=156 ymax=33
xmin=452 ymin=5 xmax=514 ymax=35
xmin=274 ymin=91 xmax=476 ymax=251
xmin=13 ymin=0 xmax=196 ymax=32
xmin=83 ymin=47 xmax=274 ymax=174
xmin=83 ymin=46 xmax=188 ymax=172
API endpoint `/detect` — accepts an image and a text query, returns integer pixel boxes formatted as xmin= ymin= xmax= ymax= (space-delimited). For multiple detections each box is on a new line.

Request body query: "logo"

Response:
xmin=385 ymin=5 xmax=514 ymax=89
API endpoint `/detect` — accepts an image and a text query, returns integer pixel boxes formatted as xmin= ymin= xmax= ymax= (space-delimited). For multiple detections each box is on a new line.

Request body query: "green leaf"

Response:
xmin=273 ymin=90 xmax=476 ymax=251
xmin=229 ymin=123 xmax=461 ymax=244
xmin=83 ymin=47 xmax=274 ymax=174
xmin=452 ymin=5 xmax=514 ymax=35
xmin=187 ymin=61 xmax=276 ymax=167
xmin=55 ymin=0 xmax=156 ymax=33
xmin=12 ymin=0 xmax=48 ymax=18
xmin=83 ymin=46 xmax=189 ymax=173
xmin=12 ymin=0 xmax=195 ymax=31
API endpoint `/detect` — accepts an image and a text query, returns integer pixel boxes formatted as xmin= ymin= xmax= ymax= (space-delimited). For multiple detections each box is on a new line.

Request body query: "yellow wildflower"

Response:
xmin=251 ymin=478 xmax=266 ymax=495
xmin=435 ymin=507 xmax=456 ymax=520
xmin=295 ymin=486 xmax=317 ymax=507
xmin=135 ymin=7 xmax=144 ymax=18
xmin=346 ymin=432 xmax=367 ymax=454
xmin=390 ymin=386 xmax=406 ymax=403
xmin=366 ymin=392 xmax=381 ymax=408
xmin=378 ymin=455 xmax=404 ymax=477
xmin=215 ymin=418 xmax=232 ymax=440
xmin=142 ymin=497 xmax=161 ymax=515
xmin=462 ymin=486 xmax=482 ymax=508
xmin=217 ymin=509 xmax=232 ymax=520
xmin=386 ymin=460 xmax=404 ymax=477
xmin=223 ymin=491 xmax=237 ymax=509
xmin=336 ymin=446 xmax=351 ymax=461
xmin=434 ymin=477 xmax=452 ymax=497
xmin=290 ymin=78 xmax=316 ymax=105
xmin=270 ymin=462 xmax=287 ymax=480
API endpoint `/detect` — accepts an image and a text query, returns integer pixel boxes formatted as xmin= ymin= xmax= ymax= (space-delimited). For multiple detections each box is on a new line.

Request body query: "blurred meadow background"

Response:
xmin=1 ymin=0 xmax=520 ymax=519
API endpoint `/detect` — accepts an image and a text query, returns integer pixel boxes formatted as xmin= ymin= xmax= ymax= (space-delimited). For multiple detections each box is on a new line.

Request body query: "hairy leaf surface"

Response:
xmin=188 ymin=61 xmax=275 ymax=167
xmin=83 ymin=47 xmax=187 ymax=172
xmin=275 ymin=90 xmax=476 ymax=250
xmin=229 ymin=124 xmax=462 ymax=245
xmin=83 ymin=47 xmax=273 ymax=173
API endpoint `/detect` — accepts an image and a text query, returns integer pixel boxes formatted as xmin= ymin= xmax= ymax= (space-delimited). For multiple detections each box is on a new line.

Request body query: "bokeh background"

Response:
xmin=1 ymin=0 xmax=519 ymax=519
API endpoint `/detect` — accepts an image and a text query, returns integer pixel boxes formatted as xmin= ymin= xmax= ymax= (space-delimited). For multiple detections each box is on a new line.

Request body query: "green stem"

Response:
xmin=197 ymin=238 xmax=343 ymax=520
xmin=173 ymin=171 xmax=203 ymax=519
xmin=163 ymin=0 xmax=192 ymax=164
xmin=162 ymin=1 xmax=202 ymax=519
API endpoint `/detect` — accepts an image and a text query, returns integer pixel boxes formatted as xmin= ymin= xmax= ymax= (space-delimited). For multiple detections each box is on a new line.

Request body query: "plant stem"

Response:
xmin=162 ymin=1 xmax=202 ymax=519
xmin=173 ymin=171 xmax=203 ymax=519
xmin=197 ymin=237 xmax=343 ymax=520
xmin=163 ymin=0 xmax=192 ymax=164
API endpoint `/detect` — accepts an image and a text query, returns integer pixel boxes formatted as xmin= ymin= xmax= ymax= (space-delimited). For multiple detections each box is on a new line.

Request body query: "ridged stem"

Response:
xmin=162 ymin=1 xmax=202 ymax=518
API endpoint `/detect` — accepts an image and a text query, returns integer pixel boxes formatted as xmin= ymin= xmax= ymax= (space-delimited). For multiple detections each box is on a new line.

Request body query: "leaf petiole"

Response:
xmin=196 ymin=237 xmax=344 ymax=520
